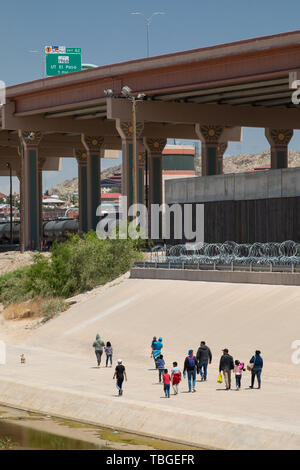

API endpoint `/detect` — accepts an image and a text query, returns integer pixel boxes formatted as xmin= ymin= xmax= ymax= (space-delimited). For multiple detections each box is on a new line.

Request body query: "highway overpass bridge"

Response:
xmin=1 ymin=30 xmax=300 ymax=249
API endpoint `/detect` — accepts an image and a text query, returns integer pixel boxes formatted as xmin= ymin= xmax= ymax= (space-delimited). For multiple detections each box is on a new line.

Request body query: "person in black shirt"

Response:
xmin=113 ymin=359 xmax=127 ymax=396
xmin=219 ymin=348 xmax=234 ymax=390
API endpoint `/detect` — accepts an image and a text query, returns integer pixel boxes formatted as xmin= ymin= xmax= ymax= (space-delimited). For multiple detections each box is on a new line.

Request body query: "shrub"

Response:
xmin=0 ymin=267 xmax=29 ymax=306
xmin=0 ymin=232 xmax=143 ymax=307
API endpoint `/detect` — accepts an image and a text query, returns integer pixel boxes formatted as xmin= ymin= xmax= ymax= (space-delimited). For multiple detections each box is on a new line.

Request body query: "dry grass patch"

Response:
xmin=2 ymin=297 xmax=68 ymax=322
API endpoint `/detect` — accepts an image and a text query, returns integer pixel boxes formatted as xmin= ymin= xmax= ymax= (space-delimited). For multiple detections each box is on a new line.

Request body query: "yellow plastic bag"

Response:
xmin=217 ymin=372 xmax=223 ymax=384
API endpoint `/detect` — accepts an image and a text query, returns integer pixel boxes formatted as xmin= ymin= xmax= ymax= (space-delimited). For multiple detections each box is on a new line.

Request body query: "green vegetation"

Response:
xmin=0 ymin=437 xmax=18 ymax=449
xmin=0 ymin=231 xmax=143 ymax=310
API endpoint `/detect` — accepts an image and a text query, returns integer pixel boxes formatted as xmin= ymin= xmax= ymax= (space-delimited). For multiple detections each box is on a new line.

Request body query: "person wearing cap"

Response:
xmin=113 ymin=359 xmax=127 ymax=396
xmin=219 ymin=348 xmax=234 ymax=390
xmin=183 ymin=349 xmax=198 ymax=393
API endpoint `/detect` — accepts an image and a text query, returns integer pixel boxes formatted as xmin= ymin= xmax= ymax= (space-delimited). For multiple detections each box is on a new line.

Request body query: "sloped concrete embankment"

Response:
xmin=0 ymin=377 xmax=300 ymax=450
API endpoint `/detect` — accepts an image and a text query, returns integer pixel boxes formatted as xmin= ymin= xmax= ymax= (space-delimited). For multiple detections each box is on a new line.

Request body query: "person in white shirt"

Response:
xmin=170 ymin=361 xmax=182 ymax=395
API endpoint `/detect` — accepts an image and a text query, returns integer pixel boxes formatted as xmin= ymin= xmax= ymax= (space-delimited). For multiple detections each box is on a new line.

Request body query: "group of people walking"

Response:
xmin=92 ymin=333 xmax=263 ymax=398
xmin=92 ymin=333 xmax=127 ymax=396
xmin=151 ymin=336 xmax=263 ymax=395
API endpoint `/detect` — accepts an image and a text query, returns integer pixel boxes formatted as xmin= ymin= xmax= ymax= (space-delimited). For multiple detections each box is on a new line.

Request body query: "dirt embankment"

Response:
xmin=0 ymin=251 xmax=36 ymax=275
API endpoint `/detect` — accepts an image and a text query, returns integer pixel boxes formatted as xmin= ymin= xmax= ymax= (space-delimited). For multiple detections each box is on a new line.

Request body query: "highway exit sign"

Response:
xmin=45 ymin=46 xmax=82 ymax=76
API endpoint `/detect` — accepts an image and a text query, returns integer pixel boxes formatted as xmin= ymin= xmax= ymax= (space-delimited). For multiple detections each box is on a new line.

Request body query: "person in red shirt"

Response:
xmin=163 ymin=369 xmax=171 ymax=398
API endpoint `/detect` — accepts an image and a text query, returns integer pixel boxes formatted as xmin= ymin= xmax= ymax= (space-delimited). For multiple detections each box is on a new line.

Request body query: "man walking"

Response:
xmin=183 ymin=349 xmax=198 ymax=393
xmin=219 ymin=348 xmax=234 ymax=390
xmin=196 ymin=341 xmax=212 ymax=381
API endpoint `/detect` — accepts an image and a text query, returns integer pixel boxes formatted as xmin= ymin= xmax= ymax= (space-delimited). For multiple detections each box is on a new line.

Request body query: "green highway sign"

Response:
xmin=45 ymin=46 xmax=82 ymax=76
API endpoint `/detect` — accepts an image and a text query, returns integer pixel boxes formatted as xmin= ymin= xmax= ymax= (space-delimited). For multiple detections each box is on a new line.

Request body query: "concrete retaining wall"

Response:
xmin=165 ymin=167 xmax=300 ymax=204
xmin=130 ymin=268 xmax=300 ymax=286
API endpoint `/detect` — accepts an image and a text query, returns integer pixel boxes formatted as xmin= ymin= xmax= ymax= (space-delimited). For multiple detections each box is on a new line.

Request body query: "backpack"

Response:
xmin=188 ymin=356 xmax=195 ymax=369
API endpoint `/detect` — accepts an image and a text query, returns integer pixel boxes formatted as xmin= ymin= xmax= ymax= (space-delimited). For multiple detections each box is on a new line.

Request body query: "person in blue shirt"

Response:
xmin=152 ymin=337 xmax=163 ymax=368
xmin=155 ymin=355 xmax=165 ymax=382
xmin=151 ymin=336 xmax=157 ymax=366
xmin=249 ymin=350 xmax=263 ymax=389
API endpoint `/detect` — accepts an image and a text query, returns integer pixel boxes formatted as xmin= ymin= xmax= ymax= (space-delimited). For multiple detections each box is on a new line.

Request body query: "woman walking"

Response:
xmin=152 ymin=337 xmax=163 ymax=368
xmin=93 ymin=334 xmax=105 ymax=368
xmin=249 ymin=350 xmax=263 ymax=389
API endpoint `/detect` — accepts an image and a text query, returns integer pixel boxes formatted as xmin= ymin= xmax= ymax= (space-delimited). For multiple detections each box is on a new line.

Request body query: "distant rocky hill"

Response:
xmin=49 ymin=151 xmax=300 ymax=196
xmin=49 ymin=164 xmax=121 ymax=196
xmin=222 ymin=149 xmax=300 ymax=174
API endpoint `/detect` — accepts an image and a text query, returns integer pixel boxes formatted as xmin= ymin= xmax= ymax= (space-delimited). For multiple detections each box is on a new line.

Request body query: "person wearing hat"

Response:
xmin=219 ymin=348 xmax=234 ymax=390
xmin=113 ymin=359 xmax=127 ymax=396
xmin=183 ymin=349 xmax=198 ymax=393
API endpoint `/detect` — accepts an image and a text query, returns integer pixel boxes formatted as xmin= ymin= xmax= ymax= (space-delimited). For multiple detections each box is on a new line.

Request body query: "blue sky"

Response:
xmin=1 ymin=0 xmax=300 ymax=193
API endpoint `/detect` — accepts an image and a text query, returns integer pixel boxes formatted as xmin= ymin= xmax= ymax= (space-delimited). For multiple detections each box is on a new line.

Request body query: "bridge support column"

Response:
xmin=116 ymin=120 xmax=144 ymax=216
xmin=137 ymin=142 xmax=146 ymax=206
xmin=265 ymin=129 xmax=293 ymax=169
xmin=216 ymin=142 xmax=228 ymax=175
xmin=75 ymin=149 xmax=88 ymax=233
xmin=144 ymin=138 xmax=167 ymax=206
xmin=38 ymin=157 xmax=45 ymax=240
xmin=82 ymin=135 xmax=104 ymax=231
xmin=195 ymin=125 xmax=224 ymax=176
xmin=144 ymin=138 xmax=167 ymax=239
xmin=18 ymin=131 xmax=42 ymax=250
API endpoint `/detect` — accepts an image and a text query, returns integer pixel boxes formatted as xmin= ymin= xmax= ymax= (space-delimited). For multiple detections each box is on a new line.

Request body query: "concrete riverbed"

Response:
xmin=1 ymin=277 xmax=300 ymax=449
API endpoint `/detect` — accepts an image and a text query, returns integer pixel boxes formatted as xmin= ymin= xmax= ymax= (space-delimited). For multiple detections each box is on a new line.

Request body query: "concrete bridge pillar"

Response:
xmin=75 ymin=149 xmax=88 ymax=233
xmin=137 ymin=145 xmax=146 ymax=206
xmin=81 ymin=135 xmax=104 ymax=231
xmin=265 ymin=129 xmax=293 ymax=169
xmin=144 ymin=138 xmax=167 ymax=206
xmin=116 ymin=120 xmax=144 ymax=213
xmin=18 ymin=131 xmax=42 ymax=250
xmin=38 ymin=157 xmax=46 ymax=241
xmin=144 ymin=138 xmax=167 ymax=240
xmin=195 ymin=125 xmax=224 ymax=176
xmin=216 ymin=142 xmax=228 ymax=175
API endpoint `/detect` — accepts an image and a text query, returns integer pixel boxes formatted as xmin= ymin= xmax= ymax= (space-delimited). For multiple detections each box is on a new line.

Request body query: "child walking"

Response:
xmin=233 ymin=360 xmax=244 ymax=390
xmin=171 ymin=361 xmax=181 ymax=395
xmin=105 ymin=341 xmax=113 ymax=367
xmin=163 ymin=369 xmax=171 ymax=398
xmin=156 ymin=354 xmax=165 ymax=383
xmin=113 ymin=359 xmax=127 ymax=396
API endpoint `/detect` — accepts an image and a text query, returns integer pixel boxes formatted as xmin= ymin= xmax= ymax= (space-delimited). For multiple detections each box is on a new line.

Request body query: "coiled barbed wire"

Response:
xmin=150 ymin=241 xmax=300 ymax=265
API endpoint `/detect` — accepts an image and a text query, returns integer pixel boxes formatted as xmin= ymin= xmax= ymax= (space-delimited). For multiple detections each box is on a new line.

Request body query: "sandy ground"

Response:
xmin=0 ymin=272 xmax=130 ymax=344
xmin=1 ymin=276 xmax=300 ymax=449
xmin=0 ymin=251 xmax=36 ymax=275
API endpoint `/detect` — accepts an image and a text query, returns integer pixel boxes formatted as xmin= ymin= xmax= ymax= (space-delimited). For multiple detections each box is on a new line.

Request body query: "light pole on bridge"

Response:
xmin=131 ymin=12 xmax=165 ymax=58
